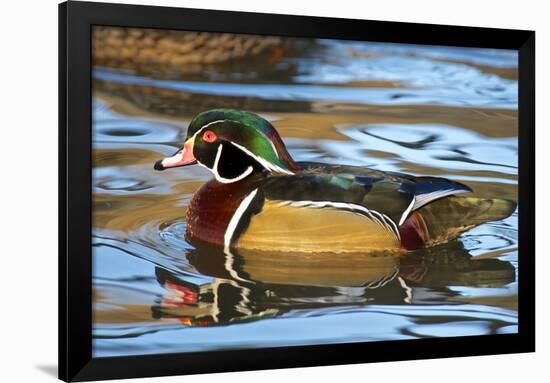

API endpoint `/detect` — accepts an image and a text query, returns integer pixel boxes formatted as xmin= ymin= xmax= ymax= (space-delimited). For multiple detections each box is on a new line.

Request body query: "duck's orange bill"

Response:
xmin=154 ymin=138 xmax=196 ymax=170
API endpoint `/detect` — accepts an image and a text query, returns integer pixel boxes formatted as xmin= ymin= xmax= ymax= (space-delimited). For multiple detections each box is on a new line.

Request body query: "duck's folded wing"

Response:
xmin=258 ymin=173 xmax=472 ymax=228
xmin=258 ymin=173 xmax=415 ymax=227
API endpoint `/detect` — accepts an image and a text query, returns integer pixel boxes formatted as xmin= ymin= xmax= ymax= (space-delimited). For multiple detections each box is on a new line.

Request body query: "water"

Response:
xmin=92 ymin=39 xmax=518 ymax=357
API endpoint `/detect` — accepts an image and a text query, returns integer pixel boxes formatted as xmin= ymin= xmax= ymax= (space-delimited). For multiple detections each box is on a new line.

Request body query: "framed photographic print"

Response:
xmin=59 ymin=1 xmax=535 ymax=381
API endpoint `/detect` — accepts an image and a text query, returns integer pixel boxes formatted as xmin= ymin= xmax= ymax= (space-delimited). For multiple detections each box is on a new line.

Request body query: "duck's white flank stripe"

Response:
xmin=211 ymin=144 xmax=254 ymax=183
xmin=399 ymin=196 xmax=416 ymax=226
xmin=370 ymin=210 xmax=400 ymax=236
xmin=230 ymin=141 xmax=294 ymax=175
xmin=224 ymin=188 xmax=259 ymax=253
xmin=275 ymin=199 xmax=400 ymax=240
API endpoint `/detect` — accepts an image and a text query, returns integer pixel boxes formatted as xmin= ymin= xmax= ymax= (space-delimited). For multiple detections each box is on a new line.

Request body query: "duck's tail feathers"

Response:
xmin=399 ymin=196 xmax=516 ymax=250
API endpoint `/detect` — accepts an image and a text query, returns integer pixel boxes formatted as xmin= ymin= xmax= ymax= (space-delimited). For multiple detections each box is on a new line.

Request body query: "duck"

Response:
xmin=154 ymin=109 xmax=516 ymax=253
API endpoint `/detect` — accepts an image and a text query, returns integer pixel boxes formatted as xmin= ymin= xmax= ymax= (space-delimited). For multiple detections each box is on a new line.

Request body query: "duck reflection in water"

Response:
xmin=151 ymin=241 xmax=515 ymax=327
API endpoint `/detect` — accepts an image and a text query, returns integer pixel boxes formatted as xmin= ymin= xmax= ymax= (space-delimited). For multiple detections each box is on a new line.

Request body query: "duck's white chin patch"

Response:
xmin=198 ymin=144 xmax=253 ymax=184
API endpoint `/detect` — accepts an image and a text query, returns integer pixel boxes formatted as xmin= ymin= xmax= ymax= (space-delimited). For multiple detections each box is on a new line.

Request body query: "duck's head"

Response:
xmin=154 ymin=109 xmax=298 ymax=183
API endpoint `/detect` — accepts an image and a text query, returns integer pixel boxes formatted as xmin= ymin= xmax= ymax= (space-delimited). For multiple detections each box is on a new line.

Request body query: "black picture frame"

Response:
xmin=59 ymin=1 xmax=535 ymax=381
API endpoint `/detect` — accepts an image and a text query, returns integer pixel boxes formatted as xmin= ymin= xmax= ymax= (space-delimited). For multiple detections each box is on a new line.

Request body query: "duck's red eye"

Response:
xmin=202 ymin=130 xmax=217 ymax=143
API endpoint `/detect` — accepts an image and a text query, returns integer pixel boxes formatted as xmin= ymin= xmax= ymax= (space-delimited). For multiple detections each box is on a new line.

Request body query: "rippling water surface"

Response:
xmin=92 ymin=39 xmax=518 ymax=357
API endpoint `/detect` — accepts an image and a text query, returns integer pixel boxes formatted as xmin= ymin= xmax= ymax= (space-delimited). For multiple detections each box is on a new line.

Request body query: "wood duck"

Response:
xmin=154 ymin=109 xmax=516 ymax=253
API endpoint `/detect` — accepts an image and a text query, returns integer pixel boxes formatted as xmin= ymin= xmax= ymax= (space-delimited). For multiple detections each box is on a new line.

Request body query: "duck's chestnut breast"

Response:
xmin=185 ymin=178 xmax=256 ymax=246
